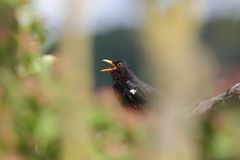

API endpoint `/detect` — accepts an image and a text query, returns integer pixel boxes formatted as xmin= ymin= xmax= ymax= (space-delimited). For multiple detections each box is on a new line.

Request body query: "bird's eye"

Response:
xmin=117 ymin=62 xmax=122 ymax=67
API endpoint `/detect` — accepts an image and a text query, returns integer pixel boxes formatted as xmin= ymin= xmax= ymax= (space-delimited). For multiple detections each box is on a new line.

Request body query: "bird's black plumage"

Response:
xmin=101 ymin=59 xmax=158 ymax=109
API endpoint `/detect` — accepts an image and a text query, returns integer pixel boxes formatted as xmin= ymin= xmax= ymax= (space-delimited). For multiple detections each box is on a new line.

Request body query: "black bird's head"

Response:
xmin=101 ymin=59 xmax=134 ymax=81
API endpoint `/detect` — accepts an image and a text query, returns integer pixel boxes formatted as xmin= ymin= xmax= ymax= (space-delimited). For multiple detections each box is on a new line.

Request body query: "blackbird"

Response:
xmin=101 ymin=59 xmax=158 ymax=109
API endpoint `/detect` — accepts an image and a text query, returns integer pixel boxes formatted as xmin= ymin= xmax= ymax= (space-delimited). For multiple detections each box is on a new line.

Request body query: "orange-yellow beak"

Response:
xmin=100 ymin=59 xmax=117 ymax=72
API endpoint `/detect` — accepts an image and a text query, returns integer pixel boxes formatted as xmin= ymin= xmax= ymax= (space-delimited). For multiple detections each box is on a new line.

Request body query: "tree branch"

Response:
xmin=190 ymin=82 xmax=240 ymax=116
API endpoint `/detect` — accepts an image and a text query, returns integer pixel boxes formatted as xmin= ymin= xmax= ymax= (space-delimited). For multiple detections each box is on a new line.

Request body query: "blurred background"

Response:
xmin=0 ymin=0 xmax=240 ymax=159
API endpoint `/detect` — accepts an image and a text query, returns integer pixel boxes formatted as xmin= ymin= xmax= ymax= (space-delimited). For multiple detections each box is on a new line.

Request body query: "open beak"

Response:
xmin=100 ymin=59 xmax=117 ymax=72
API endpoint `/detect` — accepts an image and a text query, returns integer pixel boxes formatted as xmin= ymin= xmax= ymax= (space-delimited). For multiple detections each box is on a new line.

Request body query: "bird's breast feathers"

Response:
xmin=129 ymin=89 xmax=137 ymax=95
xmin=112 ymin=79 xmax=152 ymax=108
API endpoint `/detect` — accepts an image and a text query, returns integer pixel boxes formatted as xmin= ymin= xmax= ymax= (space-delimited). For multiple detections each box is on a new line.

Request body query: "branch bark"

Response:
xmin=190 ymin=82 xmax=240 ymax=116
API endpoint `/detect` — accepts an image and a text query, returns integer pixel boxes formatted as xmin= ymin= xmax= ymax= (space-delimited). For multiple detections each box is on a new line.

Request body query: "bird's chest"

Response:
xmin=112 ymin=80 xmax=145 ymax=108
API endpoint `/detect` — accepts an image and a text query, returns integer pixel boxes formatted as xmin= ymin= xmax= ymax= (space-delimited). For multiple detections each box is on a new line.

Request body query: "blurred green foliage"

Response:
xmin=200 ymin=101 xmax=240 ymax=160
xmin=0 ymin=1 xmax=60 ymax=159
xmin=0 ymin=2 xmax=18 ymax=69
xmin=0 ymin=2 xmax=142 ymax=159
xmin=202 ymin=19 xmax=240 ymax=69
